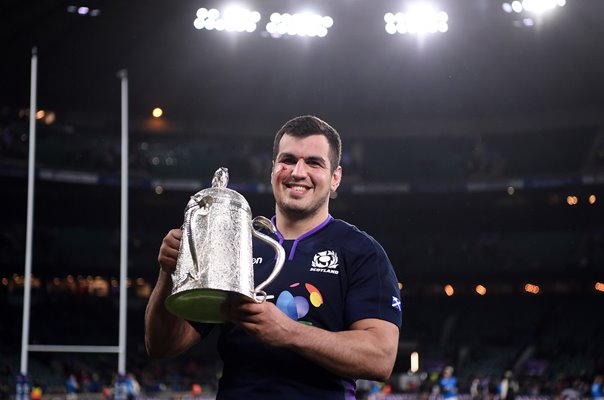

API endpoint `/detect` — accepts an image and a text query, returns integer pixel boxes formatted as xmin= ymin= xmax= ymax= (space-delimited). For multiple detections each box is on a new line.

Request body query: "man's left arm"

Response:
xmin=224 ymin=300 xmax=400 ymax=381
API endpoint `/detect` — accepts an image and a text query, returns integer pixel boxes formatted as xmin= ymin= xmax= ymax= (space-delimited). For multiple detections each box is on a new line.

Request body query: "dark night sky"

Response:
xmin=2 ymin=0 xmax=604 ymax=136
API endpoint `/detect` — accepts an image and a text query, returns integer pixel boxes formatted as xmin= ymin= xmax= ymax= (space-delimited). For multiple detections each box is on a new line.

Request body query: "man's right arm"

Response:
xmin=144 ymin=229 xmax=200 ymax=358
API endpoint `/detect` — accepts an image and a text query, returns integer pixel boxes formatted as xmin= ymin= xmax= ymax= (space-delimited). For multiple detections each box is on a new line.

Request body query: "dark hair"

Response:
xmin=272 ymin=115 xmax=342 ymax=172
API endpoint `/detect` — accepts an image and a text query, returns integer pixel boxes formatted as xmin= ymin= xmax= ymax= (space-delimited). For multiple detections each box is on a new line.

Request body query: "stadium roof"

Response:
xmin=2 ymin=0 xmax=604 ymax=136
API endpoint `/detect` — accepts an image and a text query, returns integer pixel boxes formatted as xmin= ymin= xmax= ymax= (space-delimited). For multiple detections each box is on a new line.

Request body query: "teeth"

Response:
xmin=291 ymin=186 xmax=307 ymax=192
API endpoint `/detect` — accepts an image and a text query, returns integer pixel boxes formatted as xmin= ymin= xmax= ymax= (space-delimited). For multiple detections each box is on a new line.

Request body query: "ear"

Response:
xmin=330 ymin=166 xmax=342 ymax=193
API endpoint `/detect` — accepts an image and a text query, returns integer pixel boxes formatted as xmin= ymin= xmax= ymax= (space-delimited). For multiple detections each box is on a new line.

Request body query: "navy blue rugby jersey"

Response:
xmin=189 ymin=215 xmax=402 ymax=400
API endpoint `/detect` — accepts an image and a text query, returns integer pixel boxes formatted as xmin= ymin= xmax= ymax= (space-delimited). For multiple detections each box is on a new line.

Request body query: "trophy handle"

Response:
xmin=187 ymin=195 xmax=214 ymax=276
xmin=251 ymin=216 xmax=286 ymax=303
xmin=186 ymin=204 xmax=200 ymax=273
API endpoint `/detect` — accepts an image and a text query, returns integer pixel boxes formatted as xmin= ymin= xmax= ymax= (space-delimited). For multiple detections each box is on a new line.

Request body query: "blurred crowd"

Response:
xmin=2 ymin=357 xmax=603 ymax=400
xmin=2 ymin=116 xmax=603 ymax=185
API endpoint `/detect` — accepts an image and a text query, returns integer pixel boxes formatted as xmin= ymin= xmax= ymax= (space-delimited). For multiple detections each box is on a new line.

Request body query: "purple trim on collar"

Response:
xmin=343 ymin=378 xmax=357 ymax=400
xmin=271 ymin=215 xmax=334 ymax=260
xmin=271 ymin=215 xmax=284 ymax=244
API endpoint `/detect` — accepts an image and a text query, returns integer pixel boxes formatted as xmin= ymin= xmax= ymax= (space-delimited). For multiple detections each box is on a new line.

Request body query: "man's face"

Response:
xmin=271 ymin=134 xmax=341 ymax=220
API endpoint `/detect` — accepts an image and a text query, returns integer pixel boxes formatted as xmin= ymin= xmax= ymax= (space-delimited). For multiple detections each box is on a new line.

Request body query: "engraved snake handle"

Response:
xmin=185 ymin=195 xmax=214 ymax=277
xmin=251 ymin=216 xmax=286 ymax=303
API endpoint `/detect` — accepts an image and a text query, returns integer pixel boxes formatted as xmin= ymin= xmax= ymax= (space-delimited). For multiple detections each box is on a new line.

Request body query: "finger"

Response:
xmin=235 ymin=302 xmax=267 ymax=320
xmin=158 ymin=229 xmax=182 ymax=272
xmin=158 ymin=253 xmax=177 ymax=273
xmin=237 ymin=321 xmax=261 ymax=335
xmin=220 ymin=295 xmax=249 ymax=320
xmin=161 ymin=242 xmax=180 ymax=262
xmin=161 ymin=245 xmax=180 ymax=260
xmin=165 ymin=229 xmax=182 ymax=250
xmin=169 ymin=228 xmax=183 ymax=241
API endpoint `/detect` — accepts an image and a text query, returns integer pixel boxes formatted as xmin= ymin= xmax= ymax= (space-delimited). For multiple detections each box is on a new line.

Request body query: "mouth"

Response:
xmin=285 ymin=183 xmax=311 ymax=195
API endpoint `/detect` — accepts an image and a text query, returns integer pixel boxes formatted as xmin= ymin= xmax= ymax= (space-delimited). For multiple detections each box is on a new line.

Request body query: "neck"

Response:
xmin=275 ymin=208 xmax=330 ymax=240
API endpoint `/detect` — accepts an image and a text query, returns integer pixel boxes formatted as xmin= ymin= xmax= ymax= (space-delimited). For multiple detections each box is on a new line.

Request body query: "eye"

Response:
xmin=280 ymin=156 xmax=296 ymax=164
xmin=306 ymin=158 xmax=325 ymax=168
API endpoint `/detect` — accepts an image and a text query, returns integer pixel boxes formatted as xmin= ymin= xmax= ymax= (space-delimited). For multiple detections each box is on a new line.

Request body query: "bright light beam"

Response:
xmin=194 ymin=6 xmax=261 ymax=33
xmin=385 ymin=3 xmax=448 ymax=35
xmin=502 ymin=0 xmax=566 ymax=15
xmin=266 ymin=12 xmax=333 ymax=38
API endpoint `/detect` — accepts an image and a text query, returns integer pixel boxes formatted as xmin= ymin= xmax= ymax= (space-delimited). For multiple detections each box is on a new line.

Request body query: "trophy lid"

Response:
xmin=211 ymin=167 xmax=229 ymax=188
xmin=185 ymin=167 xmax=250 ymax=214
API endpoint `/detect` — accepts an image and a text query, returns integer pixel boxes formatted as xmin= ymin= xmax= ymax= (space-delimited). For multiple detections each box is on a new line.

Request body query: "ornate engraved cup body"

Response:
xmin=165 ymin=168 xmax=285 ymax=323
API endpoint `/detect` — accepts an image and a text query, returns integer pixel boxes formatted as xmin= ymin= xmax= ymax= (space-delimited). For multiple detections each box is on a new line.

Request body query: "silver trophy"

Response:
xmin=165 ymin=167 xmax=286 ymax=323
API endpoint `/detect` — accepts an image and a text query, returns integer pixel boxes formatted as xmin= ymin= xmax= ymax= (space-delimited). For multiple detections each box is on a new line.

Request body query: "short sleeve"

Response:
xmin=344 ymin=238 xmax=402 ymax=329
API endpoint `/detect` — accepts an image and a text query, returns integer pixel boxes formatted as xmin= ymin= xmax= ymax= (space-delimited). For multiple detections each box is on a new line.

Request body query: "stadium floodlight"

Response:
xmin=523 ymin=17 xmax=535 ymax=26
xmin=194 ymin=6 xmax=261 ymax=33
xmin=502 ymin=0 xmax=566 ymax=28
xmin=66 ymin=5 xmax=100 ymax=17
xmin=501 ymin=0 xmax=566 ymax=15
xmin=384 ymin=3 xmax=448 ymax=35
xmin=266 ymin=12 xmax=334 ymax=38
xmin=524 ymin=283 xmax=540 ymax=294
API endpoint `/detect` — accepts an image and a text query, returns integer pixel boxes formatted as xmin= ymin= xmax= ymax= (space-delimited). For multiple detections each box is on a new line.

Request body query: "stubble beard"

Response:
xmin=276 ymin=194 xmax=329 ymax=222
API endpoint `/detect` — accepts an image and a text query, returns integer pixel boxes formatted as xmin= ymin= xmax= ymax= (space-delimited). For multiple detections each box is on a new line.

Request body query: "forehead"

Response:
xmin=277 ymin=134 xmax=331 ymax=159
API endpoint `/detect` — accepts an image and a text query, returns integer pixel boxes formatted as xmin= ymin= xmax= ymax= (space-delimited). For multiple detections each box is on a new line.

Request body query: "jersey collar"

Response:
xmin=271 ymin=214 xmax=333 ymax=260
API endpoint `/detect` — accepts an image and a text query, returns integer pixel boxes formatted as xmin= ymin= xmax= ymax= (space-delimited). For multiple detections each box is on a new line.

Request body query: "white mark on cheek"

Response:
xmin=274 ymin=164 xmax=289 ymax=179
xmin=271 ymin=164 xmax=284 ymax=184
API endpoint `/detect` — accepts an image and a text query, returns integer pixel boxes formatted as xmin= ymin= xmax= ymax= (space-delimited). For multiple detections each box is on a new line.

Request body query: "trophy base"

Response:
xmin=165 ymin=289 xmax=234 ymax=323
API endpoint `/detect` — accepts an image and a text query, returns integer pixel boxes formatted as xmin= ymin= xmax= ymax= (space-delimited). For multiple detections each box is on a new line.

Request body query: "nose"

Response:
xmin=291 ymin=159 xmax=308 ymax=178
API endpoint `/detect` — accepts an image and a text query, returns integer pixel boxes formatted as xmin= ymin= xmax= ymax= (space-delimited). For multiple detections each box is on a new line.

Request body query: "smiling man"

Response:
xmin=270 ymin=119 xmax=342 ymax=233
xmin=145 ymin=115 xmax=402 ymax=399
